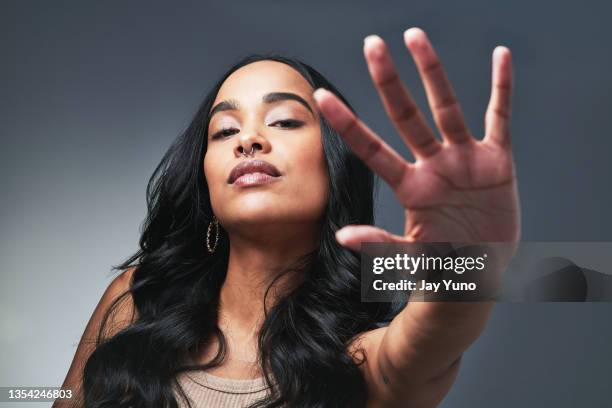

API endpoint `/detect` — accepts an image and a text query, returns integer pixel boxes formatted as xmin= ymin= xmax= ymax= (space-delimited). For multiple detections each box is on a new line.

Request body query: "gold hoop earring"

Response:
xmin=206 ymin=216 xmax=219 ymax=253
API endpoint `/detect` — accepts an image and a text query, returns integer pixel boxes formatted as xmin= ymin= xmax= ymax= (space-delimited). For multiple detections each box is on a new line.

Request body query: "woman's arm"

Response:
xmin=52 ymin=266 xmax=137 ymax=408
xmin=373 ymin=301 xmax=493 ymax=406
xmin=350 ymin=318 xmax=469 ymax=408
xmin=316 ymin=27 xmax=520 ymax=407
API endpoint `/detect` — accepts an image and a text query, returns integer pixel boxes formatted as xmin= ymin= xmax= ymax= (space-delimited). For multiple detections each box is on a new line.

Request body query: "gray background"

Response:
xmin=1 ymin=0 xmax=611 ymax=406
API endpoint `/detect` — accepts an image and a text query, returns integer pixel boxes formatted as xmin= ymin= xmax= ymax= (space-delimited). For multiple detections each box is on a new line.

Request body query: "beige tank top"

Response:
xmin=173 ymin=370 xmax=272 ymax=408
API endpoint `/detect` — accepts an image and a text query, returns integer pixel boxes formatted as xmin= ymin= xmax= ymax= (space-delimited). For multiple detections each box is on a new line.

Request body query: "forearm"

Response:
xmin=379 ymin=300 xmax=495 ymax=387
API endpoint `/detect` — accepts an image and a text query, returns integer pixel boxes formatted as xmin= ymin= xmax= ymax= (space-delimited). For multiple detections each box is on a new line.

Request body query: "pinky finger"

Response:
xmin=484 ymin=46 xmax=513 ymax=148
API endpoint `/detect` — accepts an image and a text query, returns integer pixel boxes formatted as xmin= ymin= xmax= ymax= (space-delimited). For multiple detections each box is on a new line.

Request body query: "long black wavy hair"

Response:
xmin=82 ymin=53 xmax=395 ymax=408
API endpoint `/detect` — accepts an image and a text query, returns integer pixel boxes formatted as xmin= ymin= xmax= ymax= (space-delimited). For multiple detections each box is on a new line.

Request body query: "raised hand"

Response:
xmin=313 ymin=27 xmax=520 ymax=248
xmin=314 ymin=28 xmax=523 ymax=405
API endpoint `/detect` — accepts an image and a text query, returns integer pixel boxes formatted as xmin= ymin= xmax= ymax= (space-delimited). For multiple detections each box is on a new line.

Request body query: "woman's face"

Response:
xmin=204 ymin=60 xmax=329 ymax=232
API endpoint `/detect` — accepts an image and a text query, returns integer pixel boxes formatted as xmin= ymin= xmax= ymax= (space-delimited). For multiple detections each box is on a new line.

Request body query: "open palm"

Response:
xmin=314 ymin=27 xmax=520 ymax=247
xmin=314 ymin=29 xmax=521 ymax=405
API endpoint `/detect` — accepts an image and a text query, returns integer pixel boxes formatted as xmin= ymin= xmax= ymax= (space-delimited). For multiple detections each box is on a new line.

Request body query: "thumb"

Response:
xmin=335 ymin=225 xmax=407 ymax=252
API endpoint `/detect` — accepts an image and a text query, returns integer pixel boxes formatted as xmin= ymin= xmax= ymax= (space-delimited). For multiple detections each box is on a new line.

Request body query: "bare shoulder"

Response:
xmin=89 ymin=265 xmax=139 ymax=339
xmin=52 ymin=266 xmax=139 ymax=407
xmin=347 ymin=326 xmax=389 ymax=405
xmin=102 ymin=266 xmax=139 ymax=330
xmin=348 ymin=326 xmax=462 ymax=408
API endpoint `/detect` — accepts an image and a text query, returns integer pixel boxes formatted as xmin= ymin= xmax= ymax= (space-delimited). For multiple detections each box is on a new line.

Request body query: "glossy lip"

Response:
xmin=233 ymin=172 xmax=282 ymax=187
xmin=227 ymin=159 xmax=282 ymax=184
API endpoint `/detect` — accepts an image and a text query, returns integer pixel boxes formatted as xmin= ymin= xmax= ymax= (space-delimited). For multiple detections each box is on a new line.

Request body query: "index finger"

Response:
xmin=313 ymin=88 xmax=412 ymax=191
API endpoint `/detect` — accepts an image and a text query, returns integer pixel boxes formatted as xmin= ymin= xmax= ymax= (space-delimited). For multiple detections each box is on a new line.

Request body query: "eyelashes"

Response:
xmin=212 ymin=127 xmax=239 ymax=140
xmin=211 ymin=119 xmax=304 ymax=140
xmin=272 ymin=119 xmax=304 ymax=129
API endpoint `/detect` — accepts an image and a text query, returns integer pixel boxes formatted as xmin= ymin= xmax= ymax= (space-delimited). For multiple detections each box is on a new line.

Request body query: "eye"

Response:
xmin=270 ymin=119 xmax=304 ymax=129
xmin=211 ymin=127 xmax=239 ymax=140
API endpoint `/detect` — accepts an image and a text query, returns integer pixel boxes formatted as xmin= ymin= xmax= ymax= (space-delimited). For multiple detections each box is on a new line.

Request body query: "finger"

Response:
xmin=336 ymin=225 xmax=408 ymax=252
xmin=484 ymin=46 xmax=513 ymax=148
xmin=363 ymin=34 xmax=441 ymax=159
xmin=313 ymin=87 xmax=413 ymax=191
xmin=403 ymin=27 xmax=472 ymax=145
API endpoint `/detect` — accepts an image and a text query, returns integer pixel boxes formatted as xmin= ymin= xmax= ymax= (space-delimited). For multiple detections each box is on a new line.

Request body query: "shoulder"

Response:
xmin=348 ymin=325 xmax=462 ymax=408
xmin=109 ymin=266 xmax=137 ymax=296
xmin=347 ymin=327 xmax=388 ymax=401
xmin=77 ymin=266 xmax=139 ymax=346
xmin=54 ymin=266 xmax=140 ymax=407
xmin=100 ymin=266 xmax=139 ymax=335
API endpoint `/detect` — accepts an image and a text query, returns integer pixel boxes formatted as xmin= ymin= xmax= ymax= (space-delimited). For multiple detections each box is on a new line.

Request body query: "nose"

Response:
xmin=234 ymin=131 xmax=271 ymax=158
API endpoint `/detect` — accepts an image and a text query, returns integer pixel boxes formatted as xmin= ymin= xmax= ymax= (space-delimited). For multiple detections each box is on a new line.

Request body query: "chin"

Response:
xmin=226 ymin=200 xmax=284 ymax=221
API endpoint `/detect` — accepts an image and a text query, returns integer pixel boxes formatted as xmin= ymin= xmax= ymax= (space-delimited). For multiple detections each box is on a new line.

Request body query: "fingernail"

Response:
xmin=494 ymin=45 xmax=510 ymax=57
xmin=364 ymin=35 xmax=384 ymax=58
xmin=313 ymin=87 xmax=329 ymax=102
xmin=335 ymin=228 xmax=350 ymax=243
xmin=403 ymin=27 xmax=425 ymax=45
xmin=404 ymin=27 xmax=424 ymax=37
xmin=364 ymin=34 xmax=382 ymax=47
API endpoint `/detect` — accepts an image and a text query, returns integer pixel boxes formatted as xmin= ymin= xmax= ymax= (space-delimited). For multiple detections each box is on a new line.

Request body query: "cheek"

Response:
xmin=203 ymin=150 xmax=224 ymax=201
xmin=291 ymin=139 xmax=329 ymax=208
xmin=203 ymin=154 xmax=213 ymax=185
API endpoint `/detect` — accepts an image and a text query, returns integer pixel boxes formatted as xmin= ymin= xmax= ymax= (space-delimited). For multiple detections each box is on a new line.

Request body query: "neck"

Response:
xmin=218 ymin=221 xmax=322 ymax=330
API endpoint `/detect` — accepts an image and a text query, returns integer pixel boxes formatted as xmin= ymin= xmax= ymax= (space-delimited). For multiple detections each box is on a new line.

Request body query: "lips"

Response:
xmin=227 ymin=159 xmax=282 ymax=184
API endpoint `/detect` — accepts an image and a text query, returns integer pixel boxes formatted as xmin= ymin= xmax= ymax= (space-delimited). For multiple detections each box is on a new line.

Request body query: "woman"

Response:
xmin=55 ymin=27 xmax=520 ymax=407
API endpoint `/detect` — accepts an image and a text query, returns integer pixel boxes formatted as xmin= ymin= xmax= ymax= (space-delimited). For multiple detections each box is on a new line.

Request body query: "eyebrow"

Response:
xmin=208 ymin=92 xmax=314 ymax=121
